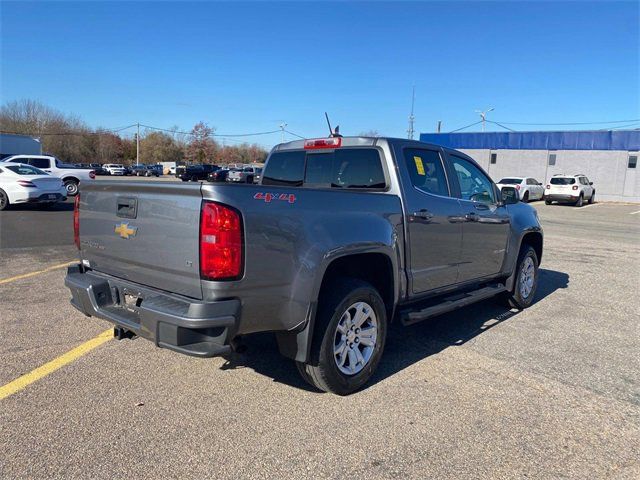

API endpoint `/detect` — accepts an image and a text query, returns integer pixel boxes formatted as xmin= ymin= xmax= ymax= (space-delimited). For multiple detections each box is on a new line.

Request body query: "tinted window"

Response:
xmin=548 ymin=153 xmax=557 ymax=166
xmin=403 ymin=148 xmax=449 ymax=196
xmin=629 ymin=155 xmax=638 ymax=169
xmin=550 ymin=177 xmax=575 ymax=185
xmin=490 ymin=153 xmax=497 ymax=164
xmin=451 ymin=156 xmax=496 ymax=204
xmin=262 ymin=151 xmax=305 ymax=186
xmin=498 ymin=178 xmax=522 ymax=185
xmin=30 ymin=158 xmax=50 ymax=169
xmin=305 ymin=149 xmax=385 ymax=189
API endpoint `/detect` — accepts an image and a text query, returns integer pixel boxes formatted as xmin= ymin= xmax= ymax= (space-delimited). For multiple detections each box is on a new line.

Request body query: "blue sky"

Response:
xmin=2 ymin=1 xmax=638 ymax=147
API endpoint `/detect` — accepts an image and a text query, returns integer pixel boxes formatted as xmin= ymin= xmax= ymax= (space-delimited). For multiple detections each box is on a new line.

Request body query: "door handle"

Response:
xmin=412 ymin=209 xmax=434 ymax=220
xmin=465 ymin=212 xmax=479 ymax=221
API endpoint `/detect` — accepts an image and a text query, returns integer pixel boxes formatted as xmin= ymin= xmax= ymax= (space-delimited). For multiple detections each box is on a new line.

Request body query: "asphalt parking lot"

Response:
xmin=1 ymin=191 xmax=639 ymax=479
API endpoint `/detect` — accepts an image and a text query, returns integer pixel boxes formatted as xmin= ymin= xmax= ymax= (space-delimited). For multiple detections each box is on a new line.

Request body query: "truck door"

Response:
xmin=446 ymin=153 xmax=510 ymax=282
xmin=395 ymin=145 xmax=464 ymax=294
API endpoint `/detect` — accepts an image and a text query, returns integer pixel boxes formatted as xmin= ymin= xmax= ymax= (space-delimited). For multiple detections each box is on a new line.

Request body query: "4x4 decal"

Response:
xmin=254 ymin=192 xmax=297 ymax=204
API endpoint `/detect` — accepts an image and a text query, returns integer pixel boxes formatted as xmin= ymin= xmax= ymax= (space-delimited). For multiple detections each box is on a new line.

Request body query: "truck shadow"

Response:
xmin=220 ymin=268 xmax=569 ymax=393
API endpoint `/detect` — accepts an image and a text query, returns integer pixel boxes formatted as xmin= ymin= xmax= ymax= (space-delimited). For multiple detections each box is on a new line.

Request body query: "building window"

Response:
xmin=629 ymin=154 xmax=638 ymax=169
xmin=490 ymin=152 xmax=497 ymax=164
xmin=548 ymin=153 xmax=557 ymax=166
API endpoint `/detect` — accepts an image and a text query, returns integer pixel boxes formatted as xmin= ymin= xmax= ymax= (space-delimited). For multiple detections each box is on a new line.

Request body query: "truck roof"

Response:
xmin=272 ymin=136 xmax=443 ymax=152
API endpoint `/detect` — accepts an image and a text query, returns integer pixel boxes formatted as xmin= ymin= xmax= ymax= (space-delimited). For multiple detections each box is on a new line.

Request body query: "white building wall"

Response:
xmin=457 ymin=148 xmax=638 ymax=203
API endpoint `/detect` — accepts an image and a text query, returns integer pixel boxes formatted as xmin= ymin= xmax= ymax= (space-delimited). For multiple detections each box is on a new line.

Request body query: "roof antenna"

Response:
xmin=325 ymin=112 xmax=342 ymax=138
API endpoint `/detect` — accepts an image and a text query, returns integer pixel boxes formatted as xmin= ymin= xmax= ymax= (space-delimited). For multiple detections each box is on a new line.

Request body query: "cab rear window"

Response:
xmin=262 ymin=148 xmax=386 ymax=189
xmin=550 ymin=177 xmax=575 ymax=185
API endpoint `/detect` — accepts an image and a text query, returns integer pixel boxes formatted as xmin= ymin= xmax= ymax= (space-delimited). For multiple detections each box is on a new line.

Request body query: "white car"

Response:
xmin=496 ymin=177 xmax=545 ymax=202
xmin=545 ymin=174 xmax=595 ymax=207
xmin=103 ymin=164 xmax=127 ymax=176
xmin=0 ymin=163 xmax=67 ymax=210
xmin=1 ymin=154 xmax=94 ymax=196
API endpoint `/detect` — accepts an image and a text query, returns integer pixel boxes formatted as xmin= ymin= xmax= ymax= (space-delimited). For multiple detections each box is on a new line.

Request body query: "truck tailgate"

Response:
xmin=79 ymin=181 xmax=204 ymax=299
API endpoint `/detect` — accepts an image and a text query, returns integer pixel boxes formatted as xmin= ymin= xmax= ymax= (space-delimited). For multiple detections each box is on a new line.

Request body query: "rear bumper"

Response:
xmin=13 ymin=192 xmax=66 ymax=204
xmin=64 ymin=265 xmax=240 ymax=357
xmin=545 ymin=193 xmax=578 ymax=202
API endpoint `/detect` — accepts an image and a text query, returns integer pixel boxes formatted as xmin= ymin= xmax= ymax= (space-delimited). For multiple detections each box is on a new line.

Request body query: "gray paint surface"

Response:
xmin=0 ymin=133 xmax=42 ymax=156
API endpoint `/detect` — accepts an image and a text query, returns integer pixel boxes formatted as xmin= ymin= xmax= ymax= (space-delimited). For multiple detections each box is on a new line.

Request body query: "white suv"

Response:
xmin=496 ymin=177 xmax=545 ymax=202
xmin=545 ymin=174 xmax=595 ymax=207
xmin=103 ymin=164 xmax=127 ymax=175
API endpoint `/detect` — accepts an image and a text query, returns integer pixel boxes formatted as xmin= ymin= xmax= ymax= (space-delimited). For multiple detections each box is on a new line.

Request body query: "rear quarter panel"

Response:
xmin=200 ymin=184 xmax=404 ymax=334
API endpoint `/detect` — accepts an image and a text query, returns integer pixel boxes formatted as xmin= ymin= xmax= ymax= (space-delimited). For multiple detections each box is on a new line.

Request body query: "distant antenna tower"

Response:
xmin=407 ymin=86 xmax=416 ymax=140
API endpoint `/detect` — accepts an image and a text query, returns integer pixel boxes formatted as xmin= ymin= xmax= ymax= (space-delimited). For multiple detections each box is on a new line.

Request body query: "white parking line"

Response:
xmin=576 ymin=203 xmax=601 ymax=210
xmin=630 ymin=210 xmax=640 ymax=215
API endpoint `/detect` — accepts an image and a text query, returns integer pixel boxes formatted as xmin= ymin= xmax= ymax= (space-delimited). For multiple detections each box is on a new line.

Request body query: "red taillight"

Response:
xmin=304 ymin=137 xmax=342 ymax=149
xmin=200 ymin=201 xmax=243 ymax=280
xmin=89 ymin=171 xmax=96 ymax=179
xmin=17 ymin=180 xmax=37 ymax=188
xmin=572 ymin=185 xmax=578 ymax=190
xmin=73 ymin=194 xmax=80 ymax=250
xmin=515 ymin=184 xmax=521 ymax=190
xmin=546 ymin=185 xmax=550 ymax=189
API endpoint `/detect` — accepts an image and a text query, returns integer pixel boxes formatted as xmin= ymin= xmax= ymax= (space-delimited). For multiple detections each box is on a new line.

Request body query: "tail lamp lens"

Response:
xmin=73 ymin=194 xmax=80 ymax=249
xmin=515 ymin=184 xmax=521 ymax=190
xmin=572 ymin=185 xmax=579 ymax=190
xmin=17 ymin=180 xmax=37 ymax=188
xmin=546 ymin=185 xmax=550 ymax=189
xmin=200 ymin=201 xmax=243 ymax=280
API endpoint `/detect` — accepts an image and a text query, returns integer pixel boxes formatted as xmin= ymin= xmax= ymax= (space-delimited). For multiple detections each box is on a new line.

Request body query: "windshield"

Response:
xmin=550 ymin=177 xmax=575 ymax=185
xmin=6 ymin=164 xmax=48 ymax=175
xmin=498 ymin=178 xmax=522 ymax=184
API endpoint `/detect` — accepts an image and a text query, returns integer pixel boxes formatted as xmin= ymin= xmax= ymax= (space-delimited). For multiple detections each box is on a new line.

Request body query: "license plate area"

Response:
xmin=115 ymin=286 xmax=144 ymax=318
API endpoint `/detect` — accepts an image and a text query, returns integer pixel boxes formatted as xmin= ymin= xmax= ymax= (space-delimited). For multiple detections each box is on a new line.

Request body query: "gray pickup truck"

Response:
xmin=65 ymin=136 xmax=542 ymax=395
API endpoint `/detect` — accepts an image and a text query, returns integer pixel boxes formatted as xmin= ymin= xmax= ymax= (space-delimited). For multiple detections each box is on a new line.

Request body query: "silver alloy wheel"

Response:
xmin=333 ymin=301 xmax=378 ymax=376
xmin=65 ymin=181 xmax=78 ymax=196
xmin=519 ymin=256 xmax=535 ymax=299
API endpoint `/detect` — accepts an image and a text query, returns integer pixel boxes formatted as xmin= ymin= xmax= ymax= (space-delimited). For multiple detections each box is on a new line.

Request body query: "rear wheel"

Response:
xmin=503 ymin=245 xmax=539 ymax=310
xmin=0 ymin=189 xmax=9 ymax=211
xmin=296 ymin=278 xmax=387 ymax=395
xmin=575 ymin=194 xmax=583 ymax=207
xmin=64 ymin=179 xmax=79 ymax=196
xmin=191 ymin=175 xmax=198 ymax=182
xmin=522 ymin=191 xmax=529 ymax=202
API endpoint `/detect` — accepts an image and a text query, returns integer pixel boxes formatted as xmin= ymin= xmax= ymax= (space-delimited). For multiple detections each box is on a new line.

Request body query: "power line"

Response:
xmin=284 ymin=129 xmax=306 ymax=139
xmin=448 ymin=120 xmax=483 ymax=133
xmin=486 ymin=120 xmax=517 ymax=132
xmin=139 ymin=123 xmax=280 ymax=138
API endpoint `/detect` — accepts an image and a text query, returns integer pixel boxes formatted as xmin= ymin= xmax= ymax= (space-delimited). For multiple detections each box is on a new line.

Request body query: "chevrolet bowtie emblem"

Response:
xmin=114 ymin=222 xmax=138 ymax=239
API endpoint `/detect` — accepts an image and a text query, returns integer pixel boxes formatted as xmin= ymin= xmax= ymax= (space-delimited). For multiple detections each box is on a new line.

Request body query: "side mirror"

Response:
xmin=538 ymin=182 xmax=543 ymax=186
xmin=589 ymin=182 xmax=593 ymax=185
xmin=501 ymin=186 xmax=520 ymax=205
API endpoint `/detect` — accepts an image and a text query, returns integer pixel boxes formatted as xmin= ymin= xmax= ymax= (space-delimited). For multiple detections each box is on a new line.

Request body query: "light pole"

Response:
xmin=279 ymin=122 xmax=287 ymax=144
xmin=136 ymin=123 xmax=140 ymax=166
xmin=475 ymin=107 xmax=494 ymax=132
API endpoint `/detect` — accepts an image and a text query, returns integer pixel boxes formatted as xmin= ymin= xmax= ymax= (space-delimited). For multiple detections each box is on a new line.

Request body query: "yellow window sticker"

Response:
xmin=414 ymin=156 xmax=426 ymax=175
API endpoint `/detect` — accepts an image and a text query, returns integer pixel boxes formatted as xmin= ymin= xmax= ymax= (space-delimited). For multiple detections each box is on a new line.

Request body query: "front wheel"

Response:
xmin=503 ymin=245 xmax=539 ymax=310
xmin=64 ymin=179 xmax=79 ymax=196
xmin=589 ymin=191 xmax=595 ymax=204
xmin=296 ymin=278 xmax=387 ymax=395
xmin=0 ymin=189 xmax=9 ymax=211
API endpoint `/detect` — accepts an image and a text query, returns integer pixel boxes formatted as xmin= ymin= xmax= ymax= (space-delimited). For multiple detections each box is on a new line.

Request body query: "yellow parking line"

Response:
xmin=0 ymin=329 xmax=113 ymax=400
xmin=0 ymin=261 xmax=76 ymax=285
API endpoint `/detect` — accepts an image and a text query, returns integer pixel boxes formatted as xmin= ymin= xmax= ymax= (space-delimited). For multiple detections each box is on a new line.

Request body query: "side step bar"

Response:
xmin=400 ymin=284 xmax=506 ymax=326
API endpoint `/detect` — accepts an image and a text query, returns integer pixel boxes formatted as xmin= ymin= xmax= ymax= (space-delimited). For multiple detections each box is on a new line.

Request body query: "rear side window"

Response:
xmin=262 ymin=148 xmax=386 ymax=189
xmin=403 ymin=148 xmax=449 ymax=196
xmin=550 ymin=177 xmax=575 ymax=185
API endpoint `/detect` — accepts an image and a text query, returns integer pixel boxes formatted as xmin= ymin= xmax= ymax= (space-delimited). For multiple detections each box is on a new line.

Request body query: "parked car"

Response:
xmin=545 ymin=174 xmax=595 ymax=206
xmin=92 ymin=166 xmax=109 ymax=176
xmin=131 ymin=165 xmax=160 ymax=177
xmin=207 ymin=168 xmax=230 ymax=183
xmin=228 ymin=166 xmax=262 ymax=183
xmin=175 ymin=164 xmax=219 ymax=181
xmin=1 ymin=154 xmax=95 ymax=196
xmin=496 ymin=177 xmax=544 ymax=202
xmin=102 ymin=164 xmax=127 ymax=176
xmin=66 ymin=135 xmax=543 ymax=395
xmin=0 ymin=163 xmax=67 ymax=210
xmin=169 ymin=165 xmax=177 ymax=175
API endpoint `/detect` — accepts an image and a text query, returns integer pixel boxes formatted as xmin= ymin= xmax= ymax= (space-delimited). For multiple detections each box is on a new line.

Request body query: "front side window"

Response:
xmin=451 ymin=156 xmax=496 ymax=204
xmin=403 ymin=148 xmax=449 ymax=197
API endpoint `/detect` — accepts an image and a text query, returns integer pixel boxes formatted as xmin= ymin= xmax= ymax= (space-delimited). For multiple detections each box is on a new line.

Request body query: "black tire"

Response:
xmin=588 ymin=191 xmax=595 ymax=204
xmin=502 ymin=245 xmax=539 ymax=310
xmin=191 ymin=175 xmax=198 ymax=182
xmin=521 ymin=191 xmax=529 ymax=202
xmin=0 ymin=189 xmax=9 ymax=211
xmin=574 ymin=194 xmax=583 ymax=207
xmin=296 ymin=278 xmax=387 ymax=395
xmin=544 ymin=197 xmax=552 ymax=205
xmin=64 ymin=179 xmax=79 ymax=196
xmin=246 ymin=175 xmax=254 ymax=184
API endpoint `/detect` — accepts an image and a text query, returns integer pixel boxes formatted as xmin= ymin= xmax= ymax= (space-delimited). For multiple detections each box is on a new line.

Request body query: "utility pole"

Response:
xmin=436 ymin=120 xmax=442 ymax=133
xmin=279 ymin=122 xmax=287 ymax=143
xmin=475 ymin=107 xmax=494 ymax=132
xmin=136 ymin=122 xmax=140 ymax=166
xmin=407 ymin=86 xmax=416 ymax=140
